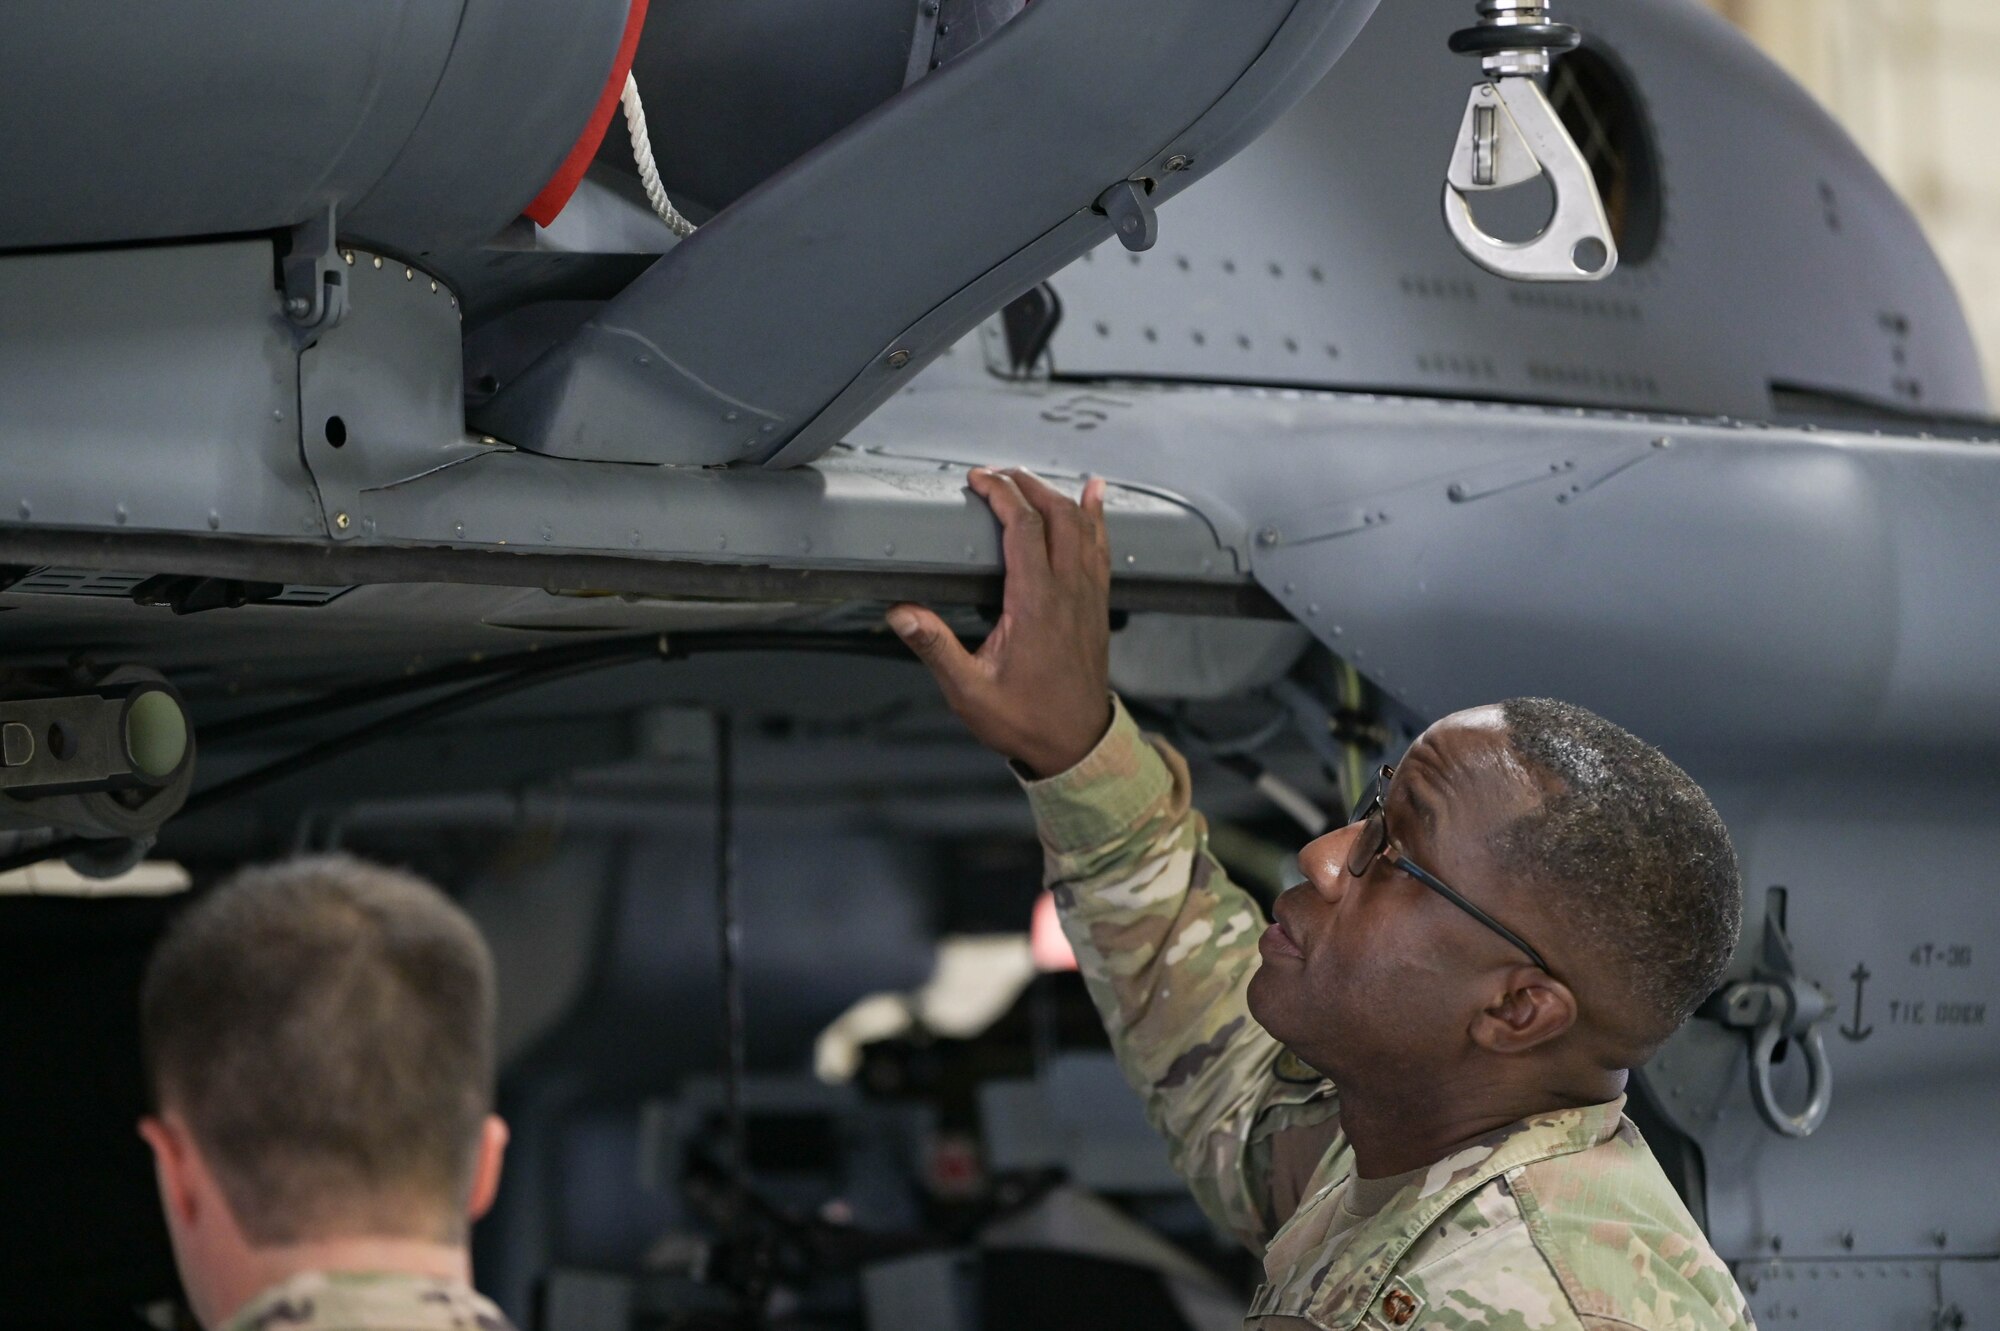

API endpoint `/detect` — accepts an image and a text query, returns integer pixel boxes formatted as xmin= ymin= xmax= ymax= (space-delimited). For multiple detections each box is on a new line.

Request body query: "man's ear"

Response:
xmin=1468 ymin=968 xmax=1578 ymax=1054
xmin=138 ymin=1112 xmax=201 ymax=1227
xmin=467 ymin=1115 xmax=510 ymax=1222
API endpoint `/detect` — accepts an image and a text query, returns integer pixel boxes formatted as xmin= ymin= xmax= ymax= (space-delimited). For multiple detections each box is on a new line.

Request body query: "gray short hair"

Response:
xmin=1497 ymin=699 xmax=1742 ymax=1050
xmin=140 ymin=854 xmax=496 ymax=1244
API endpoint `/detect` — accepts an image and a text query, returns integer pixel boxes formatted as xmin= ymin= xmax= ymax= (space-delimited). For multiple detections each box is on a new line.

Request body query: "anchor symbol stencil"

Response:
xmin=1839 ymin=963 xmax=1873 ymax=1042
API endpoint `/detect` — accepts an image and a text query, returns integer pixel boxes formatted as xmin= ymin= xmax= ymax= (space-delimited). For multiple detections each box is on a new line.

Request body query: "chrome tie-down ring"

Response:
xmin=1442 ymin=1 xmax=1618 ymax=282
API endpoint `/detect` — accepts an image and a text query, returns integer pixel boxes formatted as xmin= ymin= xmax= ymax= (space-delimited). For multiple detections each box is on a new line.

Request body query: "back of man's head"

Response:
xmin=1495 ymin=698 xmax=1742 ymax=1056
xmin=140 ymin=854 xmax=496 ymax=1245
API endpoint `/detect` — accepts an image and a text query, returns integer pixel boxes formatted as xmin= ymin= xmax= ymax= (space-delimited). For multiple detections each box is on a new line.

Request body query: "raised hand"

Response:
xmin=887 ymin=468 xmax=1114 ymax=779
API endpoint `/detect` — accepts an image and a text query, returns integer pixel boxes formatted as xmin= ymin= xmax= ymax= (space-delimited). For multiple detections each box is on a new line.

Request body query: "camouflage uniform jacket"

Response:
xmin=220 ymin=1272 xmax=513 ymax=1331
xmin=1023 ymin=699 xmax=1754 ymax=1331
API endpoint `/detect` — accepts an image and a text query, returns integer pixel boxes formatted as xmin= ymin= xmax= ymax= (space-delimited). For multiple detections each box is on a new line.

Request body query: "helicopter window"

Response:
xmin=1548 ymin=45 xmax=1662 ymax=265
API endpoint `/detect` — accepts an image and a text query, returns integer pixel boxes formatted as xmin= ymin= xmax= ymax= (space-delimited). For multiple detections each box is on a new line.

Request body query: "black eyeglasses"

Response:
xmin=1346 ymin=765 xmax=1552 ymax=975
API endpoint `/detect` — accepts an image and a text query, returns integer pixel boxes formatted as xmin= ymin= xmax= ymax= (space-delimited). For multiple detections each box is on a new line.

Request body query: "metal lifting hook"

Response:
xmin=1443 ymin=1 xmax=1617 ymax=282
xmin=1702 ymin=887 xmax=1836 ymax=1139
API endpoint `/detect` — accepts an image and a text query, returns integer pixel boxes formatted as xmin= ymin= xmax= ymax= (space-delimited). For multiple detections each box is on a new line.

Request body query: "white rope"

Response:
xmin=620 ymin=72 xmax=696 ymax=238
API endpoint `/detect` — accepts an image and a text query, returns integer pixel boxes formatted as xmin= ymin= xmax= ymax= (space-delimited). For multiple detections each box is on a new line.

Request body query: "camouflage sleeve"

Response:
xmin=1023 ymin=696 xmax=1341 ymax=1250
xmin=1390 ymin=1187 xmax=1594 ymax=1331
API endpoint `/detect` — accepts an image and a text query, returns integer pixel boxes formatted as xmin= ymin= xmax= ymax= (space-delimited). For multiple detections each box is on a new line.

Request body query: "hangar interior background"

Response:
xmin=1709 ymin=0 xmax=1999 ymax=392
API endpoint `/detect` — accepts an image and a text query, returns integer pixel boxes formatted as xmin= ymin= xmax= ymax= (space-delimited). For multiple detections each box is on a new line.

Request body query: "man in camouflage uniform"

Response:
xmin=138 ymin=855 xmax=514 ymax=1331
xmin=890 ymin=467 xmax=1755 ymax=1330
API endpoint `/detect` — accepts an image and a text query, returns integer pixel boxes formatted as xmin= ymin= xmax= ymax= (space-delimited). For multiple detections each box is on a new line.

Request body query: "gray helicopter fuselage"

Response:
xmin=0 ymin=0 xmax=1994 ymax=1326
